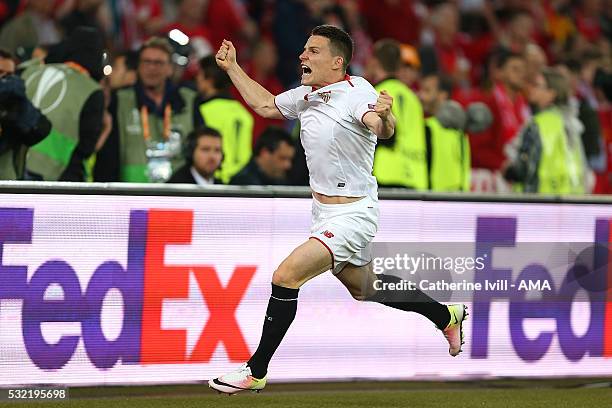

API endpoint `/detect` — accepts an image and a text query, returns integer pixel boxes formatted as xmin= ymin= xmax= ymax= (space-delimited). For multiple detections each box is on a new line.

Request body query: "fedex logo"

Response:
xmin=0 ymin=208 xmax=256 ymax=370
xmin=471 ymin=217 xmax=612 ymax=362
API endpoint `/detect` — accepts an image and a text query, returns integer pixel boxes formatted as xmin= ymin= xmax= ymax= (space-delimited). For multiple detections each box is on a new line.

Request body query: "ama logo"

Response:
xmin=471 ymin=217 xmax=612 ymax=362
xmin=0 ymin=208 xmax=256 ymax=370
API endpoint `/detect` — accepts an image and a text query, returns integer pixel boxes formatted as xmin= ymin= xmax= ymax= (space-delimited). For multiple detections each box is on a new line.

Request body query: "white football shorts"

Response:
xmin=309 ymin=195 xmax=379 ymax=275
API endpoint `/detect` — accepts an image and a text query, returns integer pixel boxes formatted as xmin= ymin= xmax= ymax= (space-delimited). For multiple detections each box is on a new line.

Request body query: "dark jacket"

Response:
xmin=56 ymin=27 xmax=105 ymax=181
xmin=166 ymin=164 xmax=221 ymax=184
xmin=62 ymin=89 xmax=104 ymax=181
xmin=0 ymin=80 xmax=51 ymax=179
xmin=503 ymin=120 xmax=542 ymax=192
xmin=230 ymin=158 xmax=287 ymax=186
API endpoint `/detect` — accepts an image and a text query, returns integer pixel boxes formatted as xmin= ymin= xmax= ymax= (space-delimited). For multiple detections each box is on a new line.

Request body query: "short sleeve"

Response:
xmin=348 ymin=87 xmax=379 ymax=126
xmin=274 ymin=88 xmax=302 ymax=120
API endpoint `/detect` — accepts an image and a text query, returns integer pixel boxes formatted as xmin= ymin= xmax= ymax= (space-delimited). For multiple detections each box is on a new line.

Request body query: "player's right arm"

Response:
xmin=215 ymin=40 xmax=283 ymax=120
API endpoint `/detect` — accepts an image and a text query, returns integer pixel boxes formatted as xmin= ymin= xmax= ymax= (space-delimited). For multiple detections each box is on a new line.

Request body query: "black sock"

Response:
xmin=247 ymin=283 xmax=299 ymax=378
xmin=367 ymin=274 xmax=450 ymax=330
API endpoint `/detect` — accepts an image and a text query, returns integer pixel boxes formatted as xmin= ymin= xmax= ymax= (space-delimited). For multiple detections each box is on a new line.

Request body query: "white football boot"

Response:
xmin=209 ymin=363 xmax=267 ymax=395
xmin=442 ymin=304 xmax=468 ymax=356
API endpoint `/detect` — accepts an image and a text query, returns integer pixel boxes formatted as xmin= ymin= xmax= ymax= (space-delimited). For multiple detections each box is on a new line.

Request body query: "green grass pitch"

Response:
xmin=2 ymin=379 xmax=612 ymax=408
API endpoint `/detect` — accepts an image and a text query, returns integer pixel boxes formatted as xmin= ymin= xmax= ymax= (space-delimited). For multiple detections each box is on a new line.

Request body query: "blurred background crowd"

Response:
xmin=0 ymin=0 xmax=610 ymax=194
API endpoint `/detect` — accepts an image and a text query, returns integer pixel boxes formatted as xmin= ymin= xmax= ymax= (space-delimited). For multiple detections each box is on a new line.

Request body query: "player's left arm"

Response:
xmin=363 ymin=91 xmax=395 ymax=139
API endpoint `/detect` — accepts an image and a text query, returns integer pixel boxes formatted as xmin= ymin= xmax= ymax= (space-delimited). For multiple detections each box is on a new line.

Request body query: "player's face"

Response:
xmin=299 ymin=35 xmax=342 ymax=87
xmin=192 ymin=135 xmax=223 ymax=178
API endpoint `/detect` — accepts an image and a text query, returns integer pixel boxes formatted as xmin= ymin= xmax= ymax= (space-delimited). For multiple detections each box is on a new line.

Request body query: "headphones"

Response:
xmin=183 ymin=130 xmax=198 ymax=165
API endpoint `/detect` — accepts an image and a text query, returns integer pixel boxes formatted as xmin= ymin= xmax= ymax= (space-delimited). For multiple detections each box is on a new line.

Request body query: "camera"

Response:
xmin=0 ymin=74 xmax=27 ymax=122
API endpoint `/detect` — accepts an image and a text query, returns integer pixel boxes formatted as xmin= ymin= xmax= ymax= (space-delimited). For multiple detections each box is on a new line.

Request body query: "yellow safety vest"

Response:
xmin=426 ymin=116 xmax=470 ymax=191
xmin=373 ymin=79 xmax=427 ymax=189
xmin=199 ymin=97 xmax=253 ymax=184
xmin=534 ymin=108 xmax=584 ymax=194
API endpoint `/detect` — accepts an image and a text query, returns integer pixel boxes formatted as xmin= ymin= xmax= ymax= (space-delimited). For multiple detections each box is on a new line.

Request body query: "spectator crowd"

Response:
xmin=0 ymin=0 xmax=610 ymax=194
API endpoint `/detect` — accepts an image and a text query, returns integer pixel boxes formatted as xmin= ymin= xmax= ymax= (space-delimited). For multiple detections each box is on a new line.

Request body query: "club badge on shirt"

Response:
xmin=318 ymin=91 xmax=331 ymax=103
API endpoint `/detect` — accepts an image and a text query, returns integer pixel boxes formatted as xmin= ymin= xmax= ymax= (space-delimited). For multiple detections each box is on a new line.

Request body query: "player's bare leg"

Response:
xmin=334 ymin=262 xmax=378 ymax=300
xmin=335 ymin=263 xmax=468 ymax=356
xmin=209 ymin=238 xmax=332 ymax=394
xmin=271 ymin=237 xmax=333 ymax=288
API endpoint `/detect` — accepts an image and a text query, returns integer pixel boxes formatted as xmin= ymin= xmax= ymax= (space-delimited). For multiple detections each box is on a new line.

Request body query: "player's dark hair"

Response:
xmin=254 ymin=127 xmax=293 ymax=157
xmin=184 ymin=126 xmax=222 ymax=165
xmin=373 ymin=39 xmax=401 ymax=74
xmin=311 ymin=25 xmax=353 ymax=72
xmin=199 ymin=55 xmax=232 ymax=91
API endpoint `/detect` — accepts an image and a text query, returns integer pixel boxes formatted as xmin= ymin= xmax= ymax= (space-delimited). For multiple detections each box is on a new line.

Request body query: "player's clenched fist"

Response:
xmin=215 ymin=39 xmax=236 ymax=71
xmin=375 ymin=90 xmax=393 ymax=120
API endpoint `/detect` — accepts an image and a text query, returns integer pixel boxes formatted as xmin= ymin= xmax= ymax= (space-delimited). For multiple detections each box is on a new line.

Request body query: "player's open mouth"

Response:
xmin=301 ymin=65 xmax=312 ymax=76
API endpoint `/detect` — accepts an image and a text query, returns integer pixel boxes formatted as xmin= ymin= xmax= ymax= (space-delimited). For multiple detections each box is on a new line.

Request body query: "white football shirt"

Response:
xmin=275 ymin=75 xmax=379 ymax=199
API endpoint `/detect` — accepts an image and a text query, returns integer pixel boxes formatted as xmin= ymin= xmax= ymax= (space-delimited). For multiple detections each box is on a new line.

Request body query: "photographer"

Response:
xmin=504 ymin=68 xmax=588 ymax=194
xmin=0 ymin=49 xmax=50 ymax=180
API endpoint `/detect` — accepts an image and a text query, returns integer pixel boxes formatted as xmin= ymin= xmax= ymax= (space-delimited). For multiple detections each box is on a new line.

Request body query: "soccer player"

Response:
xmin=209 ymin=25 xmax=467 ymax=394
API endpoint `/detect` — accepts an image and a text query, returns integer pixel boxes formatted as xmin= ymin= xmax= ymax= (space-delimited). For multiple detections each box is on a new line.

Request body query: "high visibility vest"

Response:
xmin=116 ymin=87 xmax=196 ymax=182
xmin=534 ymin=108 xmax=584 ymax=194
xmin=23 ymin=63 xmax=100 ymax=180
xmin=565 ymin=124 xmax=587 ymax=194
xmin=373 ymin=78 xmax=427 ymax=189
xmin=426 ymin=116 xmax=471 ymax=191
xmin=199 ymin=97 xmax=253 ymax=184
